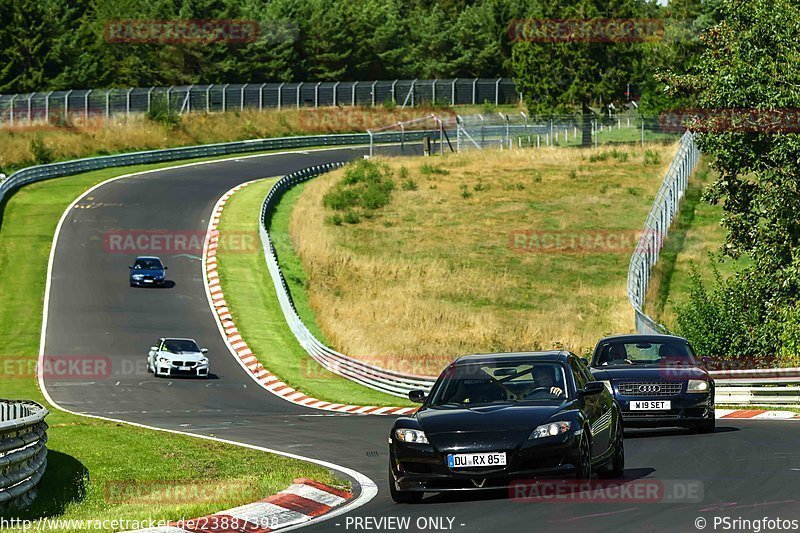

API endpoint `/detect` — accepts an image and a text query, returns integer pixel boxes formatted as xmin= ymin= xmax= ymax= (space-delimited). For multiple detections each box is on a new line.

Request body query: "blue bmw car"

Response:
xmin=589 ymin=334 xmax=715 ymax=433
xmin=129 ymin=256 xmax=167 ymax=287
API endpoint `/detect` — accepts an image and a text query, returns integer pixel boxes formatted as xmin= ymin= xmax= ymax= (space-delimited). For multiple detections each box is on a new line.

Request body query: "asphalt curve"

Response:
xmin=41 ymin=147 xmax=800 ymax=533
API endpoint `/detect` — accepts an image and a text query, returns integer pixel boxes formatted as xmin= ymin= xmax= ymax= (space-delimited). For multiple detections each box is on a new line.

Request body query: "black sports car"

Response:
xmin=589 ymin=334 xmax=715 ymax=433
xmin=388 ymin=351 xmax=624 ymax=503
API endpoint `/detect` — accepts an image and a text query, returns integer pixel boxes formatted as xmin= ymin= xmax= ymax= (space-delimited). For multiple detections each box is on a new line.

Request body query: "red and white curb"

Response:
xmin=203 ymin=181 xmax=417 ymax=417
xmin=132 ymin=479 xmax=352 ymax=532
xmin=716 ymin=409 xmax=800 ymax=420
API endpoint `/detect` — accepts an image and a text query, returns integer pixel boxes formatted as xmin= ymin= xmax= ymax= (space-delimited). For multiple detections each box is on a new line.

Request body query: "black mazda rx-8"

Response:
xmin=388 ymin=351 xmax=624 ymax=503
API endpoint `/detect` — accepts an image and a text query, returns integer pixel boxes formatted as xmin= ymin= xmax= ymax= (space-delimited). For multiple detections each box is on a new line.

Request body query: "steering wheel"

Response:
xmin=522 ymin=386 xmax=564 ymax=399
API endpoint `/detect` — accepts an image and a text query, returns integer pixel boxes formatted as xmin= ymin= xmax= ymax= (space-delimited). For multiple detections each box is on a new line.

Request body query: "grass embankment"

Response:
xmin=0 ymin=104 xmax=521 ymax=173
xmin=284 ymin=144 xmax=678 ymax=373
xmin=213 ymin=180 xmax=414 ymax=407
xmin=0 ymin=159 xmax=342 ymax=528
xmin=645 ymin=159 xmax=749 ymax=327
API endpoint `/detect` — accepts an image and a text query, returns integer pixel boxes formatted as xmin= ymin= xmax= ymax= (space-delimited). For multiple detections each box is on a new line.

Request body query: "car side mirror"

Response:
xmin=582 ymin=356 xmax=591 ymax=365
xmin=581 ymin=381 xmax=605 ymax=396
xmin=164 ymin=266 xmax=168 ymax=270
xmin=129 ymin=266 xmax=133 ymax=269
xmin=149 ymin=346 xmax=158 ymax=352
xmin=408 ymin=390 xmax=426 ymax=403
xmin=201 ymin=348 xmax=208 ymax=354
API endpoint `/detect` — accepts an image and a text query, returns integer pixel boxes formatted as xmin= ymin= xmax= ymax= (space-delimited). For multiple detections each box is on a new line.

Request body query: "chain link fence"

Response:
xmin=0 ymin=79 xmax=520 ymax=127
xmin=627 ymin=131 xmax=700 ymax=333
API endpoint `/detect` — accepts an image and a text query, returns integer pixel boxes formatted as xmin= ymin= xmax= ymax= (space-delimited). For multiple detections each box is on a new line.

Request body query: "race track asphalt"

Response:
xmin=41 ymin=146 xmax=800 ymax=532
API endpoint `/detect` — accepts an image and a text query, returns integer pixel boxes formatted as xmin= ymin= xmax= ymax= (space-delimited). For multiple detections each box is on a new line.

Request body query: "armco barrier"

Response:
xmin=0 ymin=400 xmax=48 ymax=511
xmin=259 ymin=164 xmax=437 ymax=397
xmin=0 ymin=130 xmax=434 ymax=209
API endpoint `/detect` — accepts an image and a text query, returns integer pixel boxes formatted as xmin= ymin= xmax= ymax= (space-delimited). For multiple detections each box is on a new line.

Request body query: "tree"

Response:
xmin=510 ymin=0 xmax=656 ymax=145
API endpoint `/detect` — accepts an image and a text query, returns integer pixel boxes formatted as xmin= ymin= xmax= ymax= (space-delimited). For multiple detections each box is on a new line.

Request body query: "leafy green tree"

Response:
xmin=511 ymin=0 xmax=656 ymax=145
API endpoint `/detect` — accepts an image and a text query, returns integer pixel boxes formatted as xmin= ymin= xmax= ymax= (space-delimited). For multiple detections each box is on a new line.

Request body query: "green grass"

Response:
xmin=645 ymin=158 xmax=749 ymax=327
xmin=214 ymin=179 xmax=414 ymax=407
xmin=0 ymin=156 xmax=343 ymax=528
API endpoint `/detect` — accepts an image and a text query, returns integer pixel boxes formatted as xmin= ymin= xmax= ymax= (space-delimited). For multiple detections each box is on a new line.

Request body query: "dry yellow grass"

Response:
xmin=0 ymin=106 xmax=449 ymax=171
xmin=288 ymin=143 xmax=678 ymax=374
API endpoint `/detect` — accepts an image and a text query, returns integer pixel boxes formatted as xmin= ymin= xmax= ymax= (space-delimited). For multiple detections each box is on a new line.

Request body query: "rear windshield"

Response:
xmin=428 ymin=361 xmax=570 ymax=406
xmin=593 ymin=341 xmax=696 ymax=366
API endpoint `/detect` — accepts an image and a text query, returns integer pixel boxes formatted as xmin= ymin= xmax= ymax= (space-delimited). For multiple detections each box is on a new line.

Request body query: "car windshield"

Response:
xmin=134 ymin=258 xmax=162 ymax=270
xmin=427 ymin=361 xmax=569 ymax=406
xmin=162 ymin=339 xmax=200 ymax=353
xmin=593 ymin=341 xmax=696 ymax=366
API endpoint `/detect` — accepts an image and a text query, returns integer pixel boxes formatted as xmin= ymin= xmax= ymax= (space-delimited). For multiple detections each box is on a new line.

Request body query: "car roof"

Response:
xmin=453 ymin=351 xmax=570 ymax=366
xmin=136 ymin=256 xmax=162 ymax=261
xmin=160 ymin=337 xmax=198 ymax=342
xmin=595 ymin=334 xmax=689 ymax=345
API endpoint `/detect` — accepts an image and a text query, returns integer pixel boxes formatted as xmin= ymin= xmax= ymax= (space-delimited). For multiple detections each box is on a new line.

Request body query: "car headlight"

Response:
xmin=158 ymin=357 xmax=169 ymax=363
xmin=530 ymin=421 xmax=572 ymax=439
xmin=199 ymin=358 xmax=208 ymax=365
xmin=394 ymin=428 xmax=429 ymax=444
xmin=600 ymin=380 xmax=613 ymax=393
xmin=687 ymin=380 xmax=710 ymax=393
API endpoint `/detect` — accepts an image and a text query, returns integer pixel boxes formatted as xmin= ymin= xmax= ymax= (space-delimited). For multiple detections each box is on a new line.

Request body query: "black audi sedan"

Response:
xmin=589 ymin=334 xmax=714 ymax=433
xmin=388 ymin=351 xmax=624 ymax=503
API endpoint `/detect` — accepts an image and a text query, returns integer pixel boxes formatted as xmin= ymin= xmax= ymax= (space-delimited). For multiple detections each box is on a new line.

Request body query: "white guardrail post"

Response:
xmin=0 ymin=400 xmax=48 ymax=511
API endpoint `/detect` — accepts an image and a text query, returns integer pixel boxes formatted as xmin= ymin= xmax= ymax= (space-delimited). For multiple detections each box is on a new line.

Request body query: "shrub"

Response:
xmin=459 ymin=183 xmax=472 ymax=199
xmin=644 ymin=149 xmax=661 ymax=165
xmin=29 ymin=135 xmax=54 ymax=165
xmin=146 ymin=93 xmax=181 ymax=129
xmin=420 ymin=163 xmax=449 ymax=176
xmin=473 ymin=178 xmax=490 ymax=192
xmin=401 ymin=178 xmax=418 ymax=191
xmin=322 ymin=160 xmax=395 ymax=224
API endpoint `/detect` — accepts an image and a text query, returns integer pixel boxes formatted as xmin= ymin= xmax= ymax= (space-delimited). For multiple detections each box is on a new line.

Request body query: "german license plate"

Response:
xmin=447 ymin=452 xmax=506 ymax=468
xmin=179 ymin=366 xmax=190 ymax=371
xmin=144 ymin=279 xmax=153 ymax=283
xmin=630 ymin=400 xmax=671 ymax=410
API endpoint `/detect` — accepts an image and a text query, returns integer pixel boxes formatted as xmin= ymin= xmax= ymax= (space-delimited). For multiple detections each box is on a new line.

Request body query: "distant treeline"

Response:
xmin=1 ymin=0 xmax=718 ymax=113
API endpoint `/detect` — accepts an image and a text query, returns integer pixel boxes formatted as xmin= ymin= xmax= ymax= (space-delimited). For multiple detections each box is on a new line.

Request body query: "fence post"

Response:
xmin=333 ymin=81 xmax=340 ymax=105
xmin=495 ymin=78 xmax=501 ymax=106
xmin=27 ymin=93 xmax=33 ymax=124
xmin=66 ymin=89 xmax=73 ymax=121
xmin=278 ymin=82 xmax=285 ymax=110
xmin=259 ymin=83 xmax=266 ymax=110
xmin=432 ymin=79 xmax=437 ymax=105
xmin=222 ymin=84 xmax=229 ymax=112
xmin=241 ymin=84 xmax=246 ymax=111
xmin=371 ymin=81 xmax=377 ymax=107
xmin=205 ymin=85 xmax=211 ymax=113
xmin=315 ymin=82 xmax=321 ymax=108
xmin=9 ymin=95 xmax=16 ymax=127
xmin=45 ymin=91 xmax=52 ymax=123
xmin=472 ymin=78 xmax=478 ymax=105
xmin=125 ymin=88 xmax=132 ymax=116
xmin=105 ymin=90 xmax=110 ymax=120
xmin=411 ymin=79 xmax=416 ymax=108
xmin=84 ymin=89 xmax=91 ymax=122
xmin=166 ymin=86 xmax=172 ymax=114
xmin=391 ymin=80 xmax=397 ymax=104
xmin=297 ymin=82 xmax=302 ymax=108
xmin=352 ymin=81 xmax=357 ymax=106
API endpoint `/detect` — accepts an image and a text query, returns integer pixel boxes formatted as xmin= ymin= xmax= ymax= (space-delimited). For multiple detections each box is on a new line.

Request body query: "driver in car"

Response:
xmin=532 ymin=367 xmax=565 ymax=397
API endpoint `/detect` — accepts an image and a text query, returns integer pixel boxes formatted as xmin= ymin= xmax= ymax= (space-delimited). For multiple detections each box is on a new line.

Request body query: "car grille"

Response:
xmin=171 ymin=361 xmax=197 ymax=368
xmin=616 ymin=381 xmax=682 ymax=396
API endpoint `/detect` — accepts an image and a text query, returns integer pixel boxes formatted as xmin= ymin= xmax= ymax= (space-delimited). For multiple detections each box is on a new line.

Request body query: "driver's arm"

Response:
xmin=550 ymin=386 xmax=564 ymax=396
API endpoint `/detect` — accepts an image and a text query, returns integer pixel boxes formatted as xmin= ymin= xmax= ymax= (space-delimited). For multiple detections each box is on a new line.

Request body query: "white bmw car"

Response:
xmin=148 ymin=338 xmax=210 ymax=378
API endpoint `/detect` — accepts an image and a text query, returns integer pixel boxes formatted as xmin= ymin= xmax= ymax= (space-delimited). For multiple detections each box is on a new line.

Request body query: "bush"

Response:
xmin=401 ymin=178 xmax=418 ymax=191
xmin=473 ymin=178 xmax=490 ymax=192
xmin=644 ymin=149 xmax=661 ymax=165
xmin=459 ymin=183 xmax=472 ymax=199
xmin=322 ymin=160 xmax=395 ymax=224
xmin=29 ymin=135 xmax=54 ymax=165
xmin=146 ymin=93 xmax=181 ymax=129
xmin=420 ymin=163 xmax=449 ymax=176
xmin=674 ymin=262 xmax=781 ymax=365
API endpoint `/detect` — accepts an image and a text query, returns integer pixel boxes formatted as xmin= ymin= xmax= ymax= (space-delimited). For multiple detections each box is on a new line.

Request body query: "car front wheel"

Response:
xmin=575 ymin=433 xmax=593 ymax=479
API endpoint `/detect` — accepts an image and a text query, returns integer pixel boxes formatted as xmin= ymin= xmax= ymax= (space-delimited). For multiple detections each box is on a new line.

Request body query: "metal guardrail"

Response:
xmin=0 ymin=400 xmax=48 ymax=511
xmin=0 ymin=79 xmax=521 ymax=127
xmin=0 ymin=131 xmax=434 ymax=209
xmin=711 ymin=368 xmax=800 ymax=405
xmin=259 ymin=164 xmax=437 ymax=397
xmin=627 ymin=130 xmax=700 ymax=333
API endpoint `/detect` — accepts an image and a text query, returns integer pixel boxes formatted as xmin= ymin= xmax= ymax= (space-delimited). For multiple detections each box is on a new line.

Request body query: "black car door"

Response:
xmin=570 ymin=357 xmax=610 ymax=458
